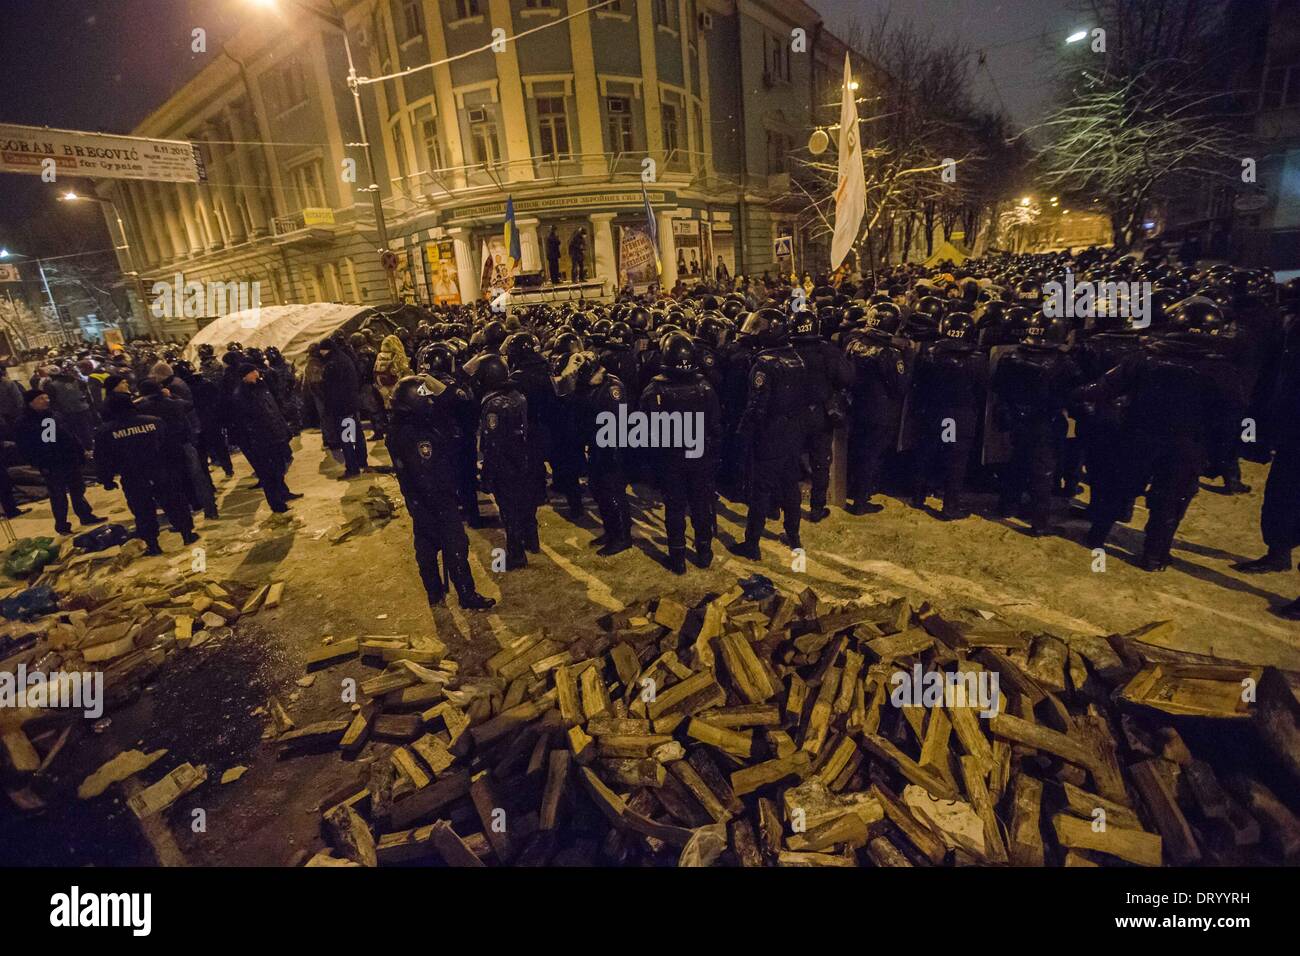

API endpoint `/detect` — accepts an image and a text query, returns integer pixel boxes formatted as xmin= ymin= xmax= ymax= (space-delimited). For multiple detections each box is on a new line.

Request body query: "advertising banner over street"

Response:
xmin=0 ymin=123 xmax=205 ymax=183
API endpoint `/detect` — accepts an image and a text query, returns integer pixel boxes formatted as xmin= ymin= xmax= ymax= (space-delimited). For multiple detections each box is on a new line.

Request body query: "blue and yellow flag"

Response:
xmin=503 ymin=196 xmax=522 ymax=272
xmin=642 ymin=184 xmax=661 ymax=276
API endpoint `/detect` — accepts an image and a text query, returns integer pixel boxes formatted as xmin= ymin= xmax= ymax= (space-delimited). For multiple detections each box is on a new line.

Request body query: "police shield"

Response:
xmin=981 ymin=344 xmax=1019 ymax=465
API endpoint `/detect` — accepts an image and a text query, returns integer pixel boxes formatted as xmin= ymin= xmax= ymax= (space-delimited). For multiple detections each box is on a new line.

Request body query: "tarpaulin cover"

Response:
xmin=182 ymin=303 xmax=379 ymax=369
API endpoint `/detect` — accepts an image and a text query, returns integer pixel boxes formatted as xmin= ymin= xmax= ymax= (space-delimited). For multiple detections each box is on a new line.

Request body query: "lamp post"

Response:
xmin=59 ymin=190 xmax=154 ymax=339
xmin=249 ymin=0 xmax=396 ymax=299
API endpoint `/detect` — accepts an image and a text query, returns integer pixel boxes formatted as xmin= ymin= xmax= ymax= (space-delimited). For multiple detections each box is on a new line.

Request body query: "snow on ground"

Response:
xmin=5 ymin=430 xmax=1298 ymax=864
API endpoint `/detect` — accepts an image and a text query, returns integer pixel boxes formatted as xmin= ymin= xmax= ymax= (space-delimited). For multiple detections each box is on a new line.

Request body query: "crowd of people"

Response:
xmin=3 ymin=245 xmax=1299 ymax=619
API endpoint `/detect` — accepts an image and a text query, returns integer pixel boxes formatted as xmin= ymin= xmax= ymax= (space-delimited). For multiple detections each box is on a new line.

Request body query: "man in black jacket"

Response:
xmin=318 ymin=338 xmax=369 ymax=477
xmin=95 ymin=390 xmax=195 ymax=554
xmin=842 ymin=303 xmax=909 ymax=515
xmin=387 ymin=376 xmax=494 ymax=611
xmin=16 ymin=388 xmax=103 ymax=535
xmin=232 ymin=364 xmax=298 ymax=513
xmin=791 ymin=307 xmax=852 ymax=522
xmin=136 ymin=379 xmax=218 ymax=520
xmin=640 ymin=333 xmax=722 ymax=573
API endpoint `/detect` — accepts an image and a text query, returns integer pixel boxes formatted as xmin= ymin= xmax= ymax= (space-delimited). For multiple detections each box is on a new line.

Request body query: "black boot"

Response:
xmin=458 ymin=590 xmax=496 ymax=611
xmin=727 ymin=539 xmax=761 ymax=560
xmin=807 ymin=505 xmax=830 ymax=523
xmin=597 ymin=534 xmax=633 ymax=557
xmin=1086 ymin=521 xmax=1112 ymax=550
xmin=181 ymin=530 xmax=200 ymax=545
xmin=846 ymin=498 xmax=883 ymax=515
xmin=1233 ymin=549 xmax=1292 ymax=574
xmin=668 ymin=547 xmax=687 ymax=575
xmin=143 ymin=539 xmax=163 ymax=556
xmin=694 ymin=539 xmax=714 ymax=568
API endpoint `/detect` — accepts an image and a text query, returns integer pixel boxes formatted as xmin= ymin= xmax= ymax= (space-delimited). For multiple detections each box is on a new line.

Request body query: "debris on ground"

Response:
xmin=281 ymin=583 xmax=1300 ymax=867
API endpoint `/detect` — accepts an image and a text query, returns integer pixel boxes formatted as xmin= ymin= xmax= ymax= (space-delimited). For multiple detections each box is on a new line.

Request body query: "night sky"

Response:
xmin=1 ymin=0 xmax=1077 ymax=256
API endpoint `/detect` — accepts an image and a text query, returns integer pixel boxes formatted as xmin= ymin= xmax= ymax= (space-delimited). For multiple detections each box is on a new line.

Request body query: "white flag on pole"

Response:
xmin=830 ymin=52 xmax=865 ymax=271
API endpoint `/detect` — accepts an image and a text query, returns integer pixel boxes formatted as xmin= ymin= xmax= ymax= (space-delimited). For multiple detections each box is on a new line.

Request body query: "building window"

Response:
xmin=289 ymin=160 xmax=327 ymax=208
xmin=605 ymin=96 xmax=635 ymax=152
xmin=453 ymin=0 xmax=480 ymax=19
xmin=391 ymin=121 xmax=410 ymax=185
xmin=661 ymin=101 xmax=680 ymax=157
xmin=535 ymin=96 xmax=570 ymax=160
xmin=653 ymin=0 xmax=675 ymax=30
xmin=415 ymin=106 xmax=444 ymax=173
xmin=469 ymin=113 xmax=502 ymax=166
xmin=764 ymin=33 xmax=790 ymax=84
xmin=399 ymin=0 xmax=424 ymax=42
xmin=268 ymin=57 xmax=308 ymax=114
xmin=522 ymin=0 xmax=557 ymax=8
xmin=766 ymin=132 xmax=791 ymax=174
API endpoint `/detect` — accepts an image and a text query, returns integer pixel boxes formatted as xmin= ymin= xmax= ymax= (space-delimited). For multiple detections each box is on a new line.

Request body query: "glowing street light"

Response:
xmin=848 ymin=80 xmax=860 ymax=91
xmin=1020 ymin=197 xmax=1032 ymax=206
xmin=0 ymin=248 xmax=10 ymax=259
xmin=60 ymin=190 xmax=81 ymax=202
xmin=1066 ymin=30 xmax=1089 ymax=44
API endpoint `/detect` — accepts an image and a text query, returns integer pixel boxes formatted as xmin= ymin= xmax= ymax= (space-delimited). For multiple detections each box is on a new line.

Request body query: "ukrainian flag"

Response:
xmin=503 ymin=196 xmax=522 ymax=273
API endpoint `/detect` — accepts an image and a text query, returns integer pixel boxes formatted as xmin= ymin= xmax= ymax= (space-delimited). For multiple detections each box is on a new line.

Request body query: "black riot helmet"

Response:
xmin=421 ymin=343 xmax=456 ymax=376
xmin=938 ymin=311 xmax=976 ymax=342
xmin=390 ymin=375 xmax=437 ymax=417
xmin=1021 ymin=312 xmax=1071 ymax=346
xmin=915 ymin=295 xmax=946 ymax=321
xmin=721 ymin=297 xmax=746 ymax=321
xmin=472 ymin=353 xmax=512 ymax=392
xmin=606 ymin=321 xmax=632 ymax=348
xmin=628 ymin=306 xmax=652 ymax=332
xmin=1166 ymin=296 xmax=1228 ymax=339
xmin=501 ymin=331 xmax=540 ymax=365
xmin=551 ymin=330 xmax=582 ymax=357
xmin=660 ymin=332 xmax=698 ymax=377
xmin=1014 ymin=278 xmax=1042 ymax=305
xmin=864 ymin=302 xmax=902 ymax=335
xmin=790 ymin=308 xmax=818 ymax=338
xmin=696 ymin=314 xmax=732 ymax=349
xmin=740 ymin=307 xmax=788 ymax=345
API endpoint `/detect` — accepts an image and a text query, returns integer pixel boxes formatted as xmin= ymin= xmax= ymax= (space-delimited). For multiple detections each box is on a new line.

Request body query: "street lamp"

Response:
xmin=248 ymin=0 xmax=395 ymax=298
xmin=58 ymin=189 xmax=151 ymax=338
xmin=1066 ymin=30 xmax=1089 ymax=44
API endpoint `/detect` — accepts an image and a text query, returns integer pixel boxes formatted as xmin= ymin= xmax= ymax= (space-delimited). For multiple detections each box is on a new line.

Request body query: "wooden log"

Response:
xmin=646 ymin=669 xmax=726 ymax=720
xmin=1007 ymin=774 xmax=1045 ymax=866
xmin=427 ymin=820 xmax=486 ymax=867
xmin=1129 ymin=759 xmax=1202 ymax=865
xmin=323 ymin=803 xmax=377 ymax=867
xmin=1052 ymin=813 xmax=1162 ymax=867
xmin=539 ymin=750 xmax=571 ymax=830
xmin=470 ymin=772 xmax=514 ymax=863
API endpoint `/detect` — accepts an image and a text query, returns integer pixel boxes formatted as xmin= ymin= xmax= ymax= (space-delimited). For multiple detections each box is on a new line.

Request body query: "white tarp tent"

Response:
xmin=182 ymin=303 xmax=379 ymax=369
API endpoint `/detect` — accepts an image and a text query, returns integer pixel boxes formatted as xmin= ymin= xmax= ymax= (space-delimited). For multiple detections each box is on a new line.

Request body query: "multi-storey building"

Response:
xmin=96 ymin=0 xmax=869 ymax=335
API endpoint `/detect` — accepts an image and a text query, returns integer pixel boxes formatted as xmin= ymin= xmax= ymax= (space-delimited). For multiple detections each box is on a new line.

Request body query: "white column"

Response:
xmin=590 ymin=212 xmax=617 ymax=292
xmin=658 ymin=210 xmax=678 ymax=289
xmin=449 ymin=227 xmax=479 ymax=304
xmin=517 ymin=217 xmax=541 ymax=272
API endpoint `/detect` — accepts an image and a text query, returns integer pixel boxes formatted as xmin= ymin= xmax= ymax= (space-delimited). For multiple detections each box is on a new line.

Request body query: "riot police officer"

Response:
xmin=991 ymin=313 xmax=1083 ymax=535
xmin=477 ymin=355 xmax=537 ymax=569
xmin=639 ymin=332 xmax=722 ymax=573
xmin=842 ymin=302 xmax=909 ymax=514
xmin=910 ymin=311 xmax=987 ymax=520
xmin=791 ymin=306 xmax=852 ymax=521
xmin=571 ymin=353 xmax=634 ymax=556
xmin=386 ymin=376 xmax=495 ymax=610
xmin=1075 ymin=297 xmax=1238 ymax=571
xmin=729 ymin=308 xmax=808 ymax=558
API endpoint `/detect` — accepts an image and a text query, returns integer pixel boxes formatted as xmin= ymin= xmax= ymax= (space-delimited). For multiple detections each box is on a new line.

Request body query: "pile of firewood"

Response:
xmin=296 ymin=583 xmax=1300 ymax=867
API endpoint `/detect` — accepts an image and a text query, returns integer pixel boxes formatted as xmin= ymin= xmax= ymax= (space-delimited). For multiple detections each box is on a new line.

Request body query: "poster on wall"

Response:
xmin=425 ymin=240 xmax=461 ymax=306
xmin=395 ymin=250 xmax=417 ymax=304
xmin=619 ymin=227 xmax=658 ymax=288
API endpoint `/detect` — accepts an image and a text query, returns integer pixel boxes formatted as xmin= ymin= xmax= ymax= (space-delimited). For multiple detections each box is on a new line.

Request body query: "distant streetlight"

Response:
xmin=60 ymin=191 xmax=81 ymax=202
xmin=848 ymin=81 xmax=860 ymax=91
xmin=1066 ymin=30 xmax=1089 ymax=44
xmin=1021 ymin=197 xmax=1032 ymax=206
xmin=0 ymin=248 xmax=10 ymax=259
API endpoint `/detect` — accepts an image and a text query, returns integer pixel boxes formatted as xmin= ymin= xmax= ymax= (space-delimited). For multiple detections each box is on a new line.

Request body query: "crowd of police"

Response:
xmin=5 ymin=245 xmax=1300 ymax=619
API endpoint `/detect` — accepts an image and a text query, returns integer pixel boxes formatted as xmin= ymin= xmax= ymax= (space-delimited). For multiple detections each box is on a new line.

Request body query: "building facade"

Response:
xmin=99 ymin=0 xmax=867 ymax=335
